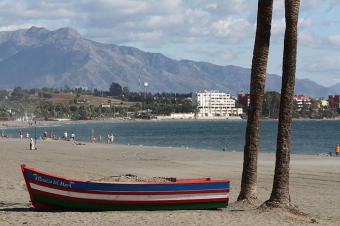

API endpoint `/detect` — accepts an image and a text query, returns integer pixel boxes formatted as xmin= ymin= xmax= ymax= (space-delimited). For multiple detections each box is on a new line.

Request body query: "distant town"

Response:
xmin=0 ymin=82 xmax=339 ymax=123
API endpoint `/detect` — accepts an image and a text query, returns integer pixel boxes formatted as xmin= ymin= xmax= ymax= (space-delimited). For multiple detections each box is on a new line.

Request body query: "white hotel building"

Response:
xmin=192 ymin=90 xmax=243 ymax=118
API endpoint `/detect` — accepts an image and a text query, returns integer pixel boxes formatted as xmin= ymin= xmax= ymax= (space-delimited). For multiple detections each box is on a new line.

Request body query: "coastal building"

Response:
xmin=238 ymin=92 xmax=250 ymax=107
xmin=328 ymin=94 xmax=340 ymax=109
xmin=319 ymin=99 xmax=328 ymax=108
xmin=192 ymin=90 xmax=243 ymax=118
xmin=294 ymin=94 xmax=312 ymax=108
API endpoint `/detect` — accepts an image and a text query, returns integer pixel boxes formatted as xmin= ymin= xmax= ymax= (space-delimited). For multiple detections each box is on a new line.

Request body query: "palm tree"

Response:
xmin=263 ymin=0 xmax=301 ymax=208
xmin=237 ymin=0 xmax=274 ymax=201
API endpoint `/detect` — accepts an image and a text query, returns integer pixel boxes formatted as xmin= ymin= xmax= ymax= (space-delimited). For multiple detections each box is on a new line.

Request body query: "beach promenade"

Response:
xmin=0 ymin=137 xmax=339 ymax=225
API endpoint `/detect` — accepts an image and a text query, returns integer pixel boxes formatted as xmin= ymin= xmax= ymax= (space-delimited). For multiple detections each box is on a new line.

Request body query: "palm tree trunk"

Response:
xmin=237 ymin=0 xmax=273 ymax=201
xmin=265 ymin=0 xmax=300 ymax=208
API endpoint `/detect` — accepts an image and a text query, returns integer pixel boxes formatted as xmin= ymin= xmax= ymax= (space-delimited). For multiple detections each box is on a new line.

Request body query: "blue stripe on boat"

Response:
xmin=25 ymin=170 xmax=229 ymax=192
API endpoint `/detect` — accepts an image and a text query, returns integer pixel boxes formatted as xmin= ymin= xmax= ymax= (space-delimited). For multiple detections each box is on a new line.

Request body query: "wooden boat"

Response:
xmin=21 ymin=164 xmax=230 ymax=211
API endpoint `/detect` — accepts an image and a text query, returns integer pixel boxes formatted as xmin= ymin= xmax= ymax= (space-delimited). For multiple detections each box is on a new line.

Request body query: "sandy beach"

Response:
xmin=0 ymin=137 xmax=339 ymax=225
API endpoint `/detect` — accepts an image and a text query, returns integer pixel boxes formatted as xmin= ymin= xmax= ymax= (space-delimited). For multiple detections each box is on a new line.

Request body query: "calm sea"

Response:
xmin=2 ymin=119 xmax=339 ymax=155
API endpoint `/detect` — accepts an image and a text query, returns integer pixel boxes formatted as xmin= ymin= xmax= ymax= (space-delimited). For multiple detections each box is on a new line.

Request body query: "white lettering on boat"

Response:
xmin=32 ymin=173 xmax=74 ymax=188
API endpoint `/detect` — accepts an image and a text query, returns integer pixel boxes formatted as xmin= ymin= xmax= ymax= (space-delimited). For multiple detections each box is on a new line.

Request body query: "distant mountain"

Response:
xmin=0 ymin=26 xmax=338 ymax=98
xmin=329 ymin=82 xmax=340 ymax=92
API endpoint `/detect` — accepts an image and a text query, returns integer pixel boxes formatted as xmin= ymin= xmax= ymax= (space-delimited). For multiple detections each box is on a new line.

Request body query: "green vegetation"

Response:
xmin=0 ymin=84 xmax=338 ymax=120
xmin=0 ymin=84 xmax=193 ymax=120
xmin=260 ymin=91 xmax=339 ymax=119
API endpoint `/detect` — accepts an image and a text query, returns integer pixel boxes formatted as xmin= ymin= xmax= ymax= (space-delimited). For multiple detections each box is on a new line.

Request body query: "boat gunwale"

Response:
xmin=22 ymin=164 xmax=230 ymax=185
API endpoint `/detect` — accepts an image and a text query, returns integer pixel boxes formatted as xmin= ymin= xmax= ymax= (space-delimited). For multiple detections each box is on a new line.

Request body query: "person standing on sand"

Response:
xmin=335 ymin=144 xmax=340 ymax=156
xmin=70 ymin=132 xmax=75 ymax=141
xmin=19 ymin=130 xmax=23 ymax=139
xmin=64 ymin=131 xmax=68 ymax=141
xmin=26 ymin=132 xmax=29 ymax=139
xmin=107 ymin=134 xmax=110 ymax=144
xmin=29 ymin=138 xmax=34 ymax=150
xmin=110 ymin=134 xmax=114 ymax=144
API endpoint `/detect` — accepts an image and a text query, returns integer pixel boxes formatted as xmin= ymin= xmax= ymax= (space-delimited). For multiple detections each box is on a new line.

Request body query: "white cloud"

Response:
xmin=300 ymin=0 xmax=325 ymax=11
xmin=271 ymin=18 xmax=286 ymax=36
xmin=299 ymin=17 xmax=314 ymax=28
xmin=298 ymin=30 xmax=323 ymax=48
xmin=329 ymin=0 xmax=340 ymax=9
xmin=216 ymin=50 xmax=234 ymax=62
xmin=210 ymin=17 xmax=253 ymax=41
xmin=303 ymin=53 xmax=340 ymax=72
xmin=328 ymin=34 xmax=340 ymax=46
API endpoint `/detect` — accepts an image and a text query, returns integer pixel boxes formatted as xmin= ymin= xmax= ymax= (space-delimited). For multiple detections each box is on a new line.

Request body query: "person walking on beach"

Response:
xmin=64 ymin=131 xmax=68 ymax=141
xmin=335 ymin=144 xmax=340 ymax=156
xmin=106 ymin=134 xmax=110 ymax=144
xmin=19 ymin=130 xmax=23 ymax=139
xmin=110 ymin=134 xmax=115 ymax=144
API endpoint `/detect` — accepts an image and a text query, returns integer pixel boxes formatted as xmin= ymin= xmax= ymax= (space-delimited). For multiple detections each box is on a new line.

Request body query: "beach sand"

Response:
xmin=0 ymin=137 xmax=339 ymax=226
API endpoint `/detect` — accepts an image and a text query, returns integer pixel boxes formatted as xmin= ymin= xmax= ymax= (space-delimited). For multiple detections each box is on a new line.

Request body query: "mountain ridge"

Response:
xmin=0 ymin=26 xmax=338 ymax=98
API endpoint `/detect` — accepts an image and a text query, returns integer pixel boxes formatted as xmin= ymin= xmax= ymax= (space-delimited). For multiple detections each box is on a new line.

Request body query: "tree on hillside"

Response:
xmin=0 ymin=90 xmax=9 ymax=100
xmin=122 ymin=86 xmax=130 ymax=96
xmin=109 ymin=82 xmax=123 ymax=97
xmin=263 ymin=91 xmax=281 ymax=118
xmin=263 ymin=0 xmax=301 ymax=209
xmin=11 ymin=87 xmax=29 ymax=100
xmin=237 ymin=0 xmax=273 ymax=202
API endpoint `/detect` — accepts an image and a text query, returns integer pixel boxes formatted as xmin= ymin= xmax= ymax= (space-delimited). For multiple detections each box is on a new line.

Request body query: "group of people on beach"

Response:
xmin=37 ymin=130 xmax=75 ymax=141
xmin=18 ymin=128 xmax=115 ymax=149
xmin=107 ymin=134 xmax=115 ymax=144
xmin=317 ymin=144 xmax=340 ymax=157
xmin=90 ymin=134 xmax=114 ymax=144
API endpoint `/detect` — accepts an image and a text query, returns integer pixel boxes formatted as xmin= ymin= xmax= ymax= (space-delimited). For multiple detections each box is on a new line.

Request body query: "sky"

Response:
xmin=0 ymin=0 xmax=339 ymax=87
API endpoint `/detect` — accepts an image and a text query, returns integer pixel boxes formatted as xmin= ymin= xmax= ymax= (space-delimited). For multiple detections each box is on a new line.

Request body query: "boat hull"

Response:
xmin=21 ymin=164 xmax=230 ymax=211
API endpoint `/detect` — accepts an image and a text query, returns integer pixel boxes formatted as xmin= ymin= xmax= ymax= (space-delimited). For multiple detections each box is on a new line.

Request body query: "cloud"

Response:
xmin=328 ymin=34 xmax=340 ymax=47
xmin=299 ymin=18 xmax=314 ymax=28
xmin=300 ymin=0 xmax=325 ymax=11
xmin=0 ymin=0 xmax=288 ymax=47
xmin=303 ymin=53 xmax=340 ymax=72
xmin=186 ymin=47 xmax=235 ymax=65
xmin=329 ymin=0 xmax=340 ymax=10
xmin=298 ymin=30 xmax=323 ymax=48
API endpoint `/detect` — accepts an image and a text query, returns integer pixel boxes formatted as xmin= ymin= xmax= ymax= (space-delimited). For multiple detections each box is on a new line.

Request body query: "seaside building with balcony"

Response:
xmin=294 ymin=94 xmax=312 ymax=108
xmin=192 ymin=90 xmax=243 ymax=118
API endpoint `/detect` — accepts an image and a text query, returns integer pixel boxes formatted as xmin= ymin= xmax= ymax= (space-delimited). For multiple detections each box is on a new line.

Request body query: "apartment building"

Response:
xmin=192 ymin=90 xmax=243 ymax=117
xmin=328 ymin=94 xmax=340 ymax=108
xmin=294 ymin=94 xmax=312 ymax=108
xmin=238 ymin=92 xmax=250 ymax=107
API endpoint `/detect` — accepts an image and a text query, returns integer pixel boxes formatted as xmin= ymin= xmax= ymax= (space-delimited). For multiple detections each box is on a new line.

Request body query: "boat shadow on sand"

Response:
xmin=0 ymin=202 xmax=99 ymax=212
xmin=0 ymin=202 xmax=37 ymax=212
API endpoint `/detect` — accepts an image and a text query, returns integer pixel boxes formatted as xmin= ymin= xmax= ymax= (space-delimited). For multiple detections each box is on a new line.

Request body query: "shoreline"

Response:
xmin=2 ymin=116 xmax=340 ymax=128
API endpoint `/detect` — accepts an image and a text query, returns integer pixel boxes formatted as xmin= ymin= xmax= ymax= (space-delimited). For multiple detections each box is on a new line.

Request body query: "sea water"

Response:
xmin=2 ymin=119 xmax=339 ymax=155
